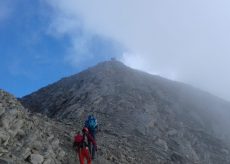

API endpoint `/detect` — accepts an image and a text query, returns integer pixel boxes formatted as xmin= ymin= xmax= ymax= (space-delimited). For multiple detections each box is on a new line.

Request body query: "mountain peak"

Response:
xmin=20 ymin=60 xmax=230 ymax=164
xmin=88 ymin=59 xmax=129 ymax=73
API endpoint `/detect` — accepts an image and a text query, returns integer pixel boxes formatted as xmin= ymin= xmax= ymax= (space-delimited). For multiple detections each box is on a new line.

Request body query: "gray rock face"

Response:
xmin=17 ymin=60 xmax=230 ymax=163
xmin=30 ymin=154 xmax=44 ymax=164
xmin=0 ymin=89 xmax=79 ymax=164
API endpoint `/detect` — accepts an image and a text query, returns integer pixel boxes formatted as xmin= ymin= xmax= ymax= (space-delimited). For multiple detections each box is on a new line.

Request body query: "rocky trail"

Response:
xmin=0 ymin=89 xmax=138 ymax=164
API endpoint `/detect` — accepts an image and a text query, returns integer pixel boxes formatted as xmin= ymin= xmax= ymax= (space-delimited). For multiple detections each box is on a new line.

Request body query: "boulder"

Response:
xmin=30 ymin=154 xmax=44 ymax=164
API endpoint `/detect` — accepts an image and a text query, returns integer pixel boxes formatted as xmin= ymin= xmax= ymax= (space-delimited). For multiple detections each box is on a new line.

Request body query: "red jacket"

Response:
xmin=86 ymin=133 xmax=97 ymax=146
xmin=74 ymin=133 xmax=97 ymax=150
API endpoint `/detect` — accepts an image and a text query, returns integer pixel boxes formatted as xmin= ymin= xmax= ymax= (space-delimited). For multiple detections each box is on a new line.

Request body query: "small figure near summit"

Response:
xmin=73 ymin=127 xmax=97 ymax=164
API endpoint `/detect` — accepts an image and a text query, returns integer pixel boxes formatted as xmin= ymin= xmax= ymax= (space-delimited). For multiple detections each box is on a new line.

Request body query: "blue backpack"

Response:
xmin=86 ymin=115 xmax=97 ymax=130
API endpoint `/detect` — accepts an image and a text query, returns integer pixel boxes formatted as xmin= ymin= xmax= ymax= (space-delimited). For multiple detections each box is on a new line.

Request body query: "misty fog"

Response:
xmin=46 ymin=0 xmax=230 ymax=102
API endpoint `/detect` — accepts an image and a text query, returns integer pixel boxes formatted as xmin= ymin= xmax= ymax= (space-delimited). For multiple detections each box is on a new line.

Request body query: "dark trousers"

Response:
xmin=88 ymin=143 xmax=95 ymax=159
xmin=89 ymin=130 xmax=96 ymax=159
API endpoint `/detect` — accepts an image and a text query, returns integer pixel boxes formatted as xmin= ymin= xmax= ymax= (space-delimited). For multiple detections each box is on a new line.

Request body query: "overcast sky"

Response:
xmin=1 ymin=0 xmax=230 ymax=101
xmin=44 ymin=0 xmax=230 ymax=101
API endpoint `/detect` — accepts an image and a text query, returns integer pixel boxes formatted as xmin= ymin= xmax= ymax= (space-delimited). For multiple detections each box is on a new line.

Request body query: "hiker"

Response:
xmin=84 ymin=115 xmax=98 ymax=138
xmin=84 ymin=115 xmax=98 ymax=159
xmin=73 ymin=127 xmax=97 ymax=164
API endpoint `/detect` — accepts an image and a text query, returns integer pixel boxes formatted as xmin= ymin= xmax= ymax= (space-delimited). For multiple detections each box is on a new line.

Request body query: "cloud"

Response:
xmin=45 ymin=1 xmax=112 ymax=65
xmin=44 ymin=0 xmax=230 ymax=101
xmin=65 ymin=34 xmax=93 ymax=66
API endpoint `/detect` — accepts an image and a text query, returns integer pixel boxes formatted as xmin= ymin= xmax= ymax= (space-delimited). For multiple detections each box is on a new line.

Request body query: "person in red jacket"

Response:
xmin=73 ymin=127 xmax=97 ymax=164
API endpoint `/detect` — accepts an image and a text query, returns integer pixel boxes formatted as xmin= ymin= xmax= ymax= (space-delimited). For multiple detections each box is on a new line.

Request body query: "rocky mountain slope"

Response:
xmin=0 ymin=89 xmax=80 ymax=164
xmin=19 ymin=60 xmax=230 ymax=163
xmin=0 ymin=88 xmax=144 ymax=164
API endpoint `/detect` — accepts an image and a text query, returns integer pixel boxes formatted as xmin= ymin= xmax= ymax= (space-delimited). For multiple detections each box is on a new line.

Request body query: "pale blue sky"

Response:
xmin=0 ymin=0 xmax=123 ymax=97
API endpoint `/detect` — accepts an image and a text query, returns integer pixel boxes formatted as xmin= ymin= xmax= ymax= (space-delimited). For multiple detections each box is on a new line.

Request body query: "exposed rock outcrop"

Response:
xmin=0 ymin=89 xmax=78 ymax=164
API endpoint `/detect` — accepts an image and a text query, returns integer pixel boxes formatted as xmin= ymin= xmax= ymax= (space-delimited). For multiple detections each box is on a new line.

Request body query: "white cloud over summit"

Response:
xmin=45 ymin=0 xmax=230 ymax=101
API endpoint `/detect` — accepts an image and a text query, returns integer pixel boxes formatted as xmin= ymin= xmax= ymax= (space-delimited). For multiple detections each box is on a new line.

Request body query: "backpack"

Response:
xmin=74 ymin=134 xmax=82 ymax=150
xmin=86 ymin=115 xmax=97 ymax=130
xmin=74 ymin=134 xmax=83 ymax=146
xmin=74 ymin=134 xmax=89 ymax=148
